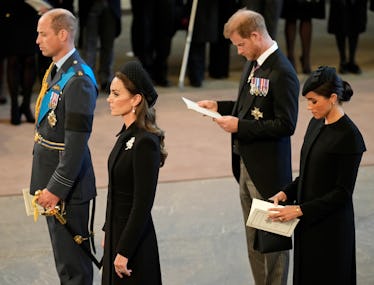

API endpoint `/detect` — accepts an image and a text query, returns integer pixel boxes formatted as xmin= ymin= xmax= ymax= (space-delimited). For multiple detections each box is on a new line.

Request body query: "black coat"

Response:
xmin=328 ymin=0 xmax=368 ymax=35
xmin=218 ymin=49 xmax=299 ymax=199
xmin=284 ymin=115 xmax=366 ymax=285
xmin=0 ymin=0 xmax=39 ymax=56
xmin=102 ymin=123 xmax=162 ymax=285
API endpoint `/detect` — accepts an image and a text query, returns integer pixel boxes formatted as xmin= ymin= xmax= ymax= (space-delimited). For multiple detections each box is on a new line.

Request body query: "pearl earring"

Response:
xmin=132 ymin=107 xmax=136 ymax=113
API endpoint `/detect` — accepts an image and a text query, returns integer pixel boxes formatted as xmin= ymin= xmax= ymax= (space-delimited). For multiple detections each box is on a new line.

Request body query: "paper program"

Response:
xmin=182 ymin=97 xmax=222 ymax=119
xmin=246 ymin=198 xmax=299 ymax=237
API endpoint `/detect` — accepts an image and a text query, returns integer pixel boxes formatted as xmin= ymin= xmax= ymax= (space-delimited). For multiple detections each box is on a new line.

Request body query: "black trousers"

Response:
xmin=46 ymin=201 xmax=93 ymax=285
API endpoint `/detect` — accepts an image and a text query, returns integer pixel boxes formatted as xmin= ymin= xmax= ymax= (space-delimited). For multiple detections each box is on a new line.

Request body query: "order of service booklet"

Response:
xmin=25 ymin=0 xmax=52 ymax=12
xmin=246 ymin=198 xmax=299 ymax=237
xmin=182 ymin=97 xmax=222 ymax=119
xmin=22 ymin=188 xmax=44 ymax=217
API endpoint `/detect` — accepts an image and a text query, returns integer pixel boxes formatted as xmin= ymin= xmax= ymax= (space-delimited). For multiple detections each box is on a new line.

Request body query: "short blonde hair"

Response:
xmin=223 ymin=9 xmax=267 ymax=39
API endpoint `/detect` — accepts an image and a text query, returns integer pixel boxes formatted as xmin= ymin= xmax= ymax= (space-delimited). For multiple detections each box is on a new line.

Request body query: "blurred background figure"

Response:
xmin=281 ymin=0 xmax=325 ymax=74
xmin=241 ymin=0 xmax=283 ymax=40
xmin=130 ymin=0 xmax=175 ymax=87
xmin=0 ymin=59 xmax=6 ymax=105
xmin=328 ymin=0 xmax=368 ymax=74
xmin=0 ymin=0 xmax=39 ymax=125
xmin=79 ymin=0 xmax=122 ymax=92
xmin=208 ymin=0 xmax=239 ymax=80
xmin=187 ymin=0 xmax=239 ymax=87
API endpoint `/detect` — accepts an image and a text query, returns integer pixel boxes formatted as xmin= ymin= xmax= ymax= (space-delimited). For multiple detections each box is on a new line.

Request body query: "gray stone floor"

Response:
xmin=1 ymin=7 xmax=373 ymax=285
xmin=1 ymin=167 xmax=374 ymax=284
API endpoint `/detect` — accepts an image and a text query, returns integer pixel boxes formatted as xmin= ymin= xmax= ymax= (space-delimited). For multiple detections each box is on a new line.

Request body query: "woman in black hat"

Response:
xmin=102 ymin=60 xmax=167 ymax=284
xmin=268 ymin=66 xmax=366 ymax=284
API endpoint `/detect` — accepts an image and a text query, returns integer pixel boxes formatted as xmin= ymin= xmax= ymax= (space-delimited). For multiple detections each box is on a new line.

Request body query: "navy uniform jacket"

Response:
xmin=217 ymin=49 xmax=299 ymax=199
xmin=30 ymin=51 xmax=98 ymax=204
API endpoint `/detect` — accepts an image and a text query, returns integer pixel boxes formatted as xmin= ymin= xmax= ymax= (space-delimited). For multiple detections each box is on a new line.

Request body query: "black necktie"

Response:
xmin=50 ymin=64 xmax=57 ymax=80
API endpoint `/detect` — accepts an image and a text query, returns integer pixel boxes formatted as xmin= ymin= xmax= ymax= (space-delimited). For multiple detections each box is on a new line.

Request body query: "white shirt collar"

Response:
xmin=256 ymin=41 xmax=278 ymax=66
xmin=54 ymin=48 xmax=76 ymax=70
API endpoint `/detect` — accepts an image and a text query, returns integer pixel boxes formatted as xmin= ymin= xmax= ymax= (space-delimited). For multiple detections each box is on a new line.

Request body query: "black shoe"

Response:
xmin=209 ymin=74 xmax=228 ymax=79
xmin=20 ymin=104 xmax=35 ymax=123
xmin=339 ymin=62 xmax=349 ymax=74
xmin=300 ymin=56 xmax=311 ymax=74
xmin=0 ymin=95 xmax=6 ymax=105
xmin=11 ymin=106 xmax=21 ymax=125
xmin=153 ymin=77 xmax=171 ymax=87
xmin=190 ymin=80 xmax=202 ymax=88
xmin=347 ymin=62 xmax=362 ymax=74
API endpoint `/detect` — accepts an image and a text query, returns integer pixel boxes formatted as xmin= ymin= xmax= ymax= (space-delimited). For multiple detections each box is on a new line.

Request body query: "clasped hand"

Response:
xmin=267 ymin=191 xmax=302 ymax=222
xmin=36 ymin=189 xmax=60 ymax=209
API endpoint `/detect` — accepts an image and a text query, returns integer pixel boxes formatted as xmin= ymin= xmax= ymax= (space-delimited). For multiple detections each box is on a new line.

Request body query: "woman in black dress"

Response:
xmin=102 ymin=61 xmax=167 ymax=285
xmin=0 ymin=0 xmax=39 ymax=124
xmin=328 ymin=0 xmax=368 ymax=74
xmin=269 ymin=66 xmax=366 ymax=284
xmin=281 ymin=0 xmax=325 ymax=74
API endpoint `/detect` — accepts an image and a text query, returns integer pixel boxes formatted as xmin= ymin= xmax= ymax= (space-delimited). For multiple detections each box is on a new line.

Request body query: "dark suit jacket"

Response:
xmin=30 ymin=51 xmax=98 ymax=204
xmin=218 ymin=49 xmax=299 ymax=199
xmin=102 ymin=123 xmax=162 ymax=285
xmin=79 ymin=0 xmax=122 ymax=37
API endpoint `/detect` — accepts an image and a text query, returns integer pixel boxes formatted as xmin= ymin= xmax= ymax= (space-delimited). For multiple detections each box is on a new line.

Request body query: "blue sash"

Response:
xmin=37 ymin=64 xmax=97 ymax=126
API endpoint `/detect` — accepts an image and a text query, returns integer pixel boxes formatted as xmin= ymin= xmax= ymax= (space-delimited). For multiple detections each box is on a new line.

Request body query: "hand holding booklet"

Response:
xmin=246 ymin=198 xmax=299 ymax=237
xmin=182 ymin=97 xmax=222 ymax=119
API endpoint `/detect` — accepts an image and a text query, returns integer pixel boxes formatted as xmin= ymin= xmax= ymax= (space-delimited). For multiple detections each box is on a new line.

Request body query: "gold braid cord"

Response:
xmin=34 ymin=63 xmax=54 ymax=125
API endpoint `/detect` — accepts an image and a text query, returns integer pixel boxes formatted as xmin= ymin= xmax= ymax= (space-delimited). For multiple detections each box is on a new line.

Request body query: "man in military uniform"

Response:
xmin=30 ymin=8 xmax=98 ymax=285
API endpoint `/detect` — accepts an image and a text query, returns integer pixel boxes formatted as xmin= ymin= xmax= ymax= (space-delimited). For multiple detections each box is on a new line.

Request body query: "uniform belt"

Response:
xmin=34 ymin=132 xmax=65 ymax=151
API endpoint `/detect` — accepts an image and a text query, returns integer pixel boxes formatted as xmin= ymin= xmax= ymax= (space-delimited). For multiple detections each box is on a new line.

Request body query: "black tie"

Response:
xmin=50 ymin=64 xmax=57 ymax=80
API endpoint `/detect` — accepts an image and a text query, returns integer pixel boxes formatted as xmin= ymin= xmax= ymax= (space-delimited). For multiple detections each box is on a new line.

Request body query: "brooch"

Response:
xmin=125 ymin=137 xmax=135 ymax=150
xmin=251 ymin=107 xmax=263 ymax=120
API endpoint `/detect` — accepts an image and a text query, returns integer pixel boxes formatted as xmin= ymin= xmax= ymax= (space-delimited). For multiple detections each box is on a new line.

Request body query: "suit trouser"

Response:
xmin=83 ymin=1 xmax=116 ymax=85
xmin=46 ymin=202 xmax=93 ymax=285
xmin=239 ymin=159 xmax=289 ymax=285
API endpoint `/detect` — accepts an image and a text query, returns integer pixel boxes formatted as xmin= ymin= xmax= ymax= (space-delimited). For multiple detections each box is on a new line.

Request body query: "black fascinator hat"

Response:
xmin=120 ymin=61 xmax=158 ymax=107
xmin=302 ymin=66 xmax=337 ymax=96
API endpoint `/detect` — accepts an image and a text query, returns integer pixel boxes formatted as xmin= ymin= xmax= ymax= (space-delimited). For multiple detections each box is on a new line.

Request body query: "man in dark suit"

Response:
xmin=198 ymin=9 xmax=299 ymax=285
xmin=79 ymin=0 xmax=122 ymax=92
xmin=30 ymin=8 xmax=98 ymax=285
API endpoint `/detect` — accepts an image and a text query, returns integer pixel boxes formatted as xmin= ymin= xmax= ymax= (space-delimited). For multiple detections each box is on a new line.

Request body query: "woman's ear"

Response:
xmin=132 ymin=93 xmax=142 ymax=107
xmin=330 ymin=93 xmax=338 ymax=105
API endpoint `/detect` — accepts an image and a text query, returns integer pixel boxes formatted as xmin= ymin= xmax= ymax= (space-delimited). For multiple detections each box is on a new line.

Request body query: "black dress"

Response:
xmin=328 ymin=0 xmax=368 ymax=35
xmin=281 ymin=0 xmax=326 ymax=20
xmin=284 ymin=115 xmax=366 ymax=285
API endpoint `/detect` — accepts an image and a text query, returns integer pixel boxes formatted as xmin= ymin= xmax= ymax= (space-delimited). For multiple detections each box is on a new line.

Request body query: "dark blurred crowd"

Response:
xmin=1 ymin=0 xmax=373 ymax=124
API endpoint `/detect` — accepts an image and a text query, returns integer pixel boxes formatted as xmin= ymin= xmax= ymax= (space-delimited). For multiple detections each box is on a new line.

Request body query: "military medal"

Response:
xmin=48 ymin=110 xmax=57 ymax=127
xmin=47 ymin=91 xmax=60 ymax=127
xmin=251 ymin=107 xmax=263 ymax=120
xmin=250 ymin=77 xmax=269 ymax=96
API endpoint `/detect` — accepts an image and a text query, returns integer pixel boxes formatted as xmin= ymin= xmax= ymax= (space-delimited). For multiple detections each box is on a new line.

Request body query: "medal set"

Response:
xmin=47 ymin=85 xmax=61 ymax=127
xmin=248 ymin=76 xmax=269 ymax=120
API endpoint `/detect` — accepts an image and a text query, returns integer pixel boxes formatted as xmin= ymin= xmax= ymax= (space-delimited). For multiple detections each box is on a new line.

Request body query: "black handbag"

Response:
xmin=253 ymin=229 xmax=292 ymax=253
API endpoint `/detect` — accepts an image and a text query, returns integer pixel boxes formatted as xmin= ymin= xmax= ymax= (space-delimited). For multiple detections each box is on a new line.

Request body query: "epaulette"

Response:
xmin=71 ymin=60 xmax=98 ymax=88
